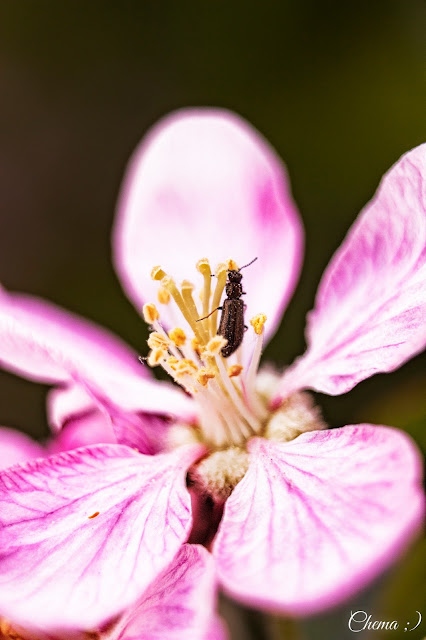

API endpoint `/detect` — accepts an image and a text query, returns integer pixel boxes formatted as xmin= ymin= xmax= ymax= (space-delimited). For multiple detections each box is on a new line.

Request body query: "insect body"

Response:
xmin=218 ymin=269 xmax=246 ymax=357
xmin=197 ymin=258 xmax=258 ymax=358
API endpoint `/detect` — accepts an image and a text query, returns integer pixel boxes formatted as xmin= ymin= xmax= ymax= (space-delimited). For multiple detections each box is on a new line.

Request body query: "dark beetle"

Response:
xmin=198 ymin=258 xmax=258 ymax=357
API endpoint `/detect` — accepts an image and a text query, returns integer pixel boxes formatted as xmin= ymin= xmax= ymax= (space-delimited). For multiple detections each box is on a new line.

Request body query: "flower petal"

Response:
xmin=278 ymin=144 xmax=426 ymax=400
xmin=114 ymin=109 xmax=303 ymax=344
xmin=0 ymin=443 xmax=204 ymax=630
xmin=0 ymin=292 xmax=194 ymax=418
xmin=113 ymin=544 xmax=221 ymax=640
xmin=213 ymin=426 xmax=424 ymax=615
xmin=0 ymin=427 xmax=44 ymax=470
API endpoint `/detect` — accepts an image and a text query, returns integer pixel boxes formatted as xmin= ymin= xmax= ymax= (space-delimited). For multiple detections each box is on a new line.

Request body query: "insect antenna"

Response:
xmin=196 ymin=306 xmax=222 ymax=322
xmin=238 ymin=257 xmax=258 ymax=271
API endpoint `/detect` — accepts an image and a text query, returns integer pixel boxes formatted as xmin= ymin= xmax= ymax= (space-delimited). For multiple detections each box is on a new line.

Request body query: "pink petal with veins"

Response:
xmin=0 ymin=293 xmax=194 ymax=418
xmin=0 ymin=443 xmax=204 ymax=631
xmin=114 ymin=109 xmax=303 ymax=346
xmin=213 ymin=426 xmax=424 ymax=615
xmin=113 ymin=544 xmax=224 ymax=640
xmin=277 ymin=144 xmax=426 ymax=401
xmin=0 ymin=427 xmax=44 ymax=470
xmin=47 ymin=384 xmax=178 ymax=455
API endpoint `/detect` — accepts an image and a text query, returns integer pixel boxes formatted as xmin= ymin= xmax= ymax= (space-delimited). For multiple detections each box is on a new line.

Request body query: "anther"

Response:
xmin=204 ymin=335 xmax=228 ymax=357
xmin=227 ymin=258 xmax=239 ymax=271
xmin=147 ymin=332 xmax=169 ymax=350
xmin=167 ymin=356 xmax=179 ymax=371
xmin=228 ymin=364 xmax=243 ymax=378
xmin=157 ymin=287 xmax=171 ymax=305
xmin=175 ymin=359 xmax=198 ymax=378
xmin=250 ymin=313 xmax=267 ymax=335
xmin=168 ymin=327 xmax=186 ymax=347
xmin=143 ymin=303 xmax=159 ymax=324
xmin=196 ymin=258 xmax=212 ymax=324
xmin=196 ymin=367 xmax=216 ymax=387
xmin=151 ymin=266 xmax=167 ymax=281
xmin=147 ymin=348 xmax=166 ymax=367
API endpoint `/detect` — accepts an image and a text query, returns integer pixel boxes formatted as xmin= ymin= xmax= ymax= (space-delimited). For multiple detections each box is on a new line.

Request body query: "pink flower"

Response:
xmin=0 ymin=544 xmax=224 ymax=640
xmin=0 ymin=110 xmax=424 ymax=635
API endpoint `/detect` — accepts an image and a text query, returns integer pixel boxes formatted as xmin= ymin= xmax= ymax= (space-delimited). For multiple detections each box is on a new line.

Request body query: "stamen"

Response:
xmin=196 ymin=258 xmax=212 ymax=326
xmin=209 ymin=263 xmax=227 ymax=335
xmin=181 ymin=280 xmax=209 ymax=343
xmin=228 ymin=364 xmax=243 ymax=378
xmin=227 ymin=258 xmax=239 ymax=271
xmin=175 ymin=359 xmax=198 ymax=378
xmin=147 ymin=332 xmax=169 ymax=350
xmin=161 ymin=275 xmax=205 ymax=344
xmin=168 ymin=327 xmax=186 ymax=347
xmin=245 ymin=315 xmax=268 ymax=419
xmin=251 ymin=313 xmax=267 ymax=335
xmin=214 ymin=355 xmax=261 ymax=435
xmin=196 ymin=367 xmax=216 ymax=387
xmin=167 ymin=356 xmax=179 ymax=370
xmin=151 ymin=266 xmax=167 ymax=281
xmin=142 ymin=303 xmax=159 ymax=325
xmin=157 ymin=286 xmax=171 ymax=305
xmin=203 ymin=335 xmax=227 ymax=357
xmin=147 ymin=348 xmax=166 ymax=367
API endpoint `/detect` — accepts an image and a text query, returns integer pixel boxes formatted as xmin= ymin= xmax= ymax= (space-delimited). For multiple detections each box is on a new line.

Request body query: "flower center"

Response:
xmin=143 ymin=258 xmax=267 ymax=449
xmin=143 ymin=258 xmax=326 ymax=501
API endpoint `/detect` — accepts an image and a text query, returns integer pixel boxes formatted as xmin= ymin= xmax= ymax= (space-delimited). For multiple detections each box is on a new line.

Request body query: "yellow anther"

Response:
xmin=143 ymin=303 xmax=159 ymax=324
xmin=227 ymin=258 xmax=239 ymax=271
xmin=151 ymin=266 xmax=167 ymax=281
xmin=168 ymin=327 xmax=186 ymax=347
xmin=147 ymin=348 xmax=166 ymax=367
xmin=228 ymin=364 xmax=244 ymax=378
xmin=167 ymin=356 xmax=179 ymax=371
xmin=204 ymin=335 xmax=228 ymax=356
xmin=196 ymin=258 xmax=211 ymax=276
xmin=192 ymin=337 xmax=205 ymax=355
xmin=215 ymin=262 xmax=228 ymax=277
xmin=196 ymin=367 xmax=216 ymax=387
xmin=250 ymin=313 xmax=267 ymax=335
xmin=147 ymin=332 xmax=169 ymax=350
xmin=175 ymin=359 xmax=198 ymax=378
xmin=181 ymin=280 xmax=195 ymax=293
xmin=157 ymin=287 xmax=171 ymax=305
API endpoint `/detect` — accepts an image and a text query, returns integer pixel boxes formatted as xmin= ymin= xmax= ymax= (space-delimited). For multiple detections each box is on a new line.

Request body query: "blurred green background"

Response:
xmin=0 ymin=2 xmax=424 ymax=639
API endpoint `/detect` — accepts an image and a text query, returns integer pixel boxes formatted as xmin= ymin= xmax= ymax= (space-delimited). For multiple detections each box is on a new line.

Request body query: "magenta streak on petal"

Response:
xmin=0 ymin=443 xmax=204 ymax=631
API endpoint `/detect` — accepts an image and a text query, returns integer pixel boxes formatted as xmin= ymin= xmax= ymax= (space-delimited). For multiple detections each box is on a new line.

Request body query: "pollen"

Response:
xmin=196 ymin=258 xmax=211 ymax=276
xmin=147 ymin=332 xmax=169 ymax=350
xmin=144 ymin=257 xmax=266 ymax=450
xmin=196 ymin=367 xmax=216 ymax=386
xmin=143 ymin=303 xmax=159 ymax=324
xmin=151 ymin=265 xmax=166 ymax=281
xmin=192 ymin=337 xmax=204 ymax=355
xmin=167 ymin=356 xmax=179 ymax=370
xmin=88 ymin=511 xmax=100 ymax=519
xmin=250 ymin=313 xmax=267 ymax=335
xmin=228 ymin=364 xmax=243 ymax=378
xmin=204 ymin=335 xmax=227 ymax=356
xmin=168 ymin=327 xmax=186 ymax=346
xmin=227 ymin=258 xmax=239 ymax=271
xmin=147 ymin=348 xmax=166 ymax=367
xmin=175 ymin=358 xmax=198 ymax=378
xmin=157 ymin=286 xmax=171 ymax=305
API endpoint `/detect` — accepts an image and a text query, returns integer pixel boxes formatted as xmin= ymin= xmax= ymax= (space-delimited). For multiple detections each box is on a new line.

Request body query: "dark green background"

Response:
xmin=0 ymin=2 xmax=424 ymax=639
